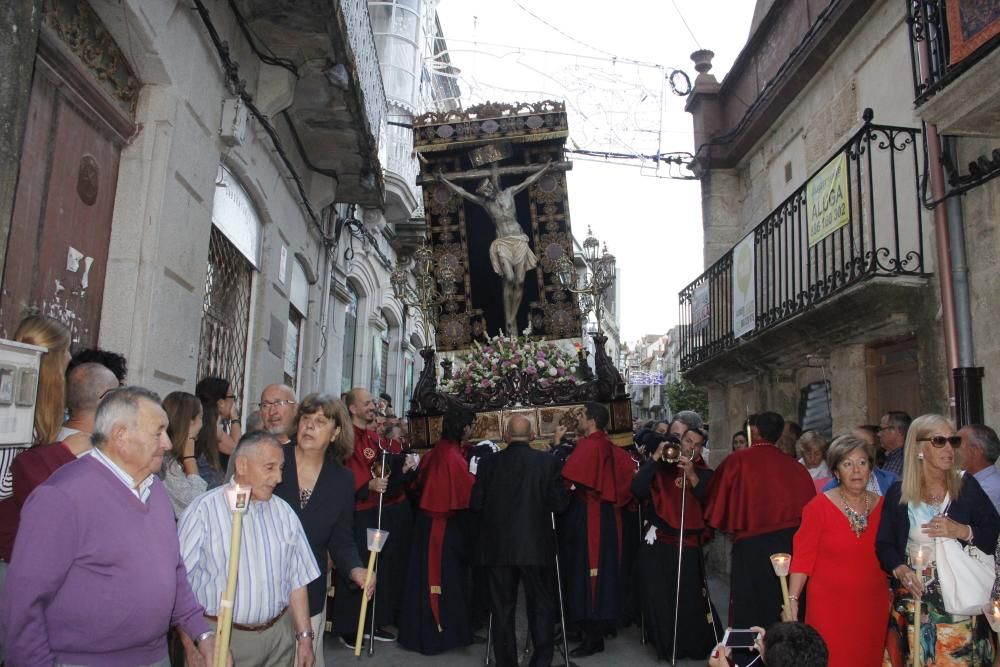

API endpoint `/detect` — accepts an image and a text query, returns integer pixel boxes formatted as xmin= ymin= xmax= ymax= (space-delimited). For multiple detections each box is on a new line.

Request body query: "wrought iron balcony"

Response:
xmin=906 ymin=0 xmax=1000 ymax=105
xmin=678 ymin=111 xmax=928 ymax=372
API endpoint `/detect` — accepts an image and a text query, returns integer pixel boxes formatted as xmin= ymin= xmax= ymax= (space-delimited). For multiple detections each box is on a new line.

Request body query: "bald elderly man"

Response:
xmin=471 ymin=415 xmax=570 ymax=667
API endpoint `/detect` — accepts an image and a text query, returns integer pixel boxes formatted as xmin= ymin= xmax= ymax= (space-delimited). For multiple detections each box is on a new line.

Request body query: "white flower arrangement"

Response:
xmin=440 ymin=333 xmax=579 ymax=397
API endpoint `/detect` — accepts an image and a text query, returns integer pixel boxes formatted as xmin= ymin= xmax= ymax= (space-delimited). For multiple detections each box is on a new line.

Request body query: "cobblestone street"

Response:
xmin=324 ymin=577 xmax=730 ymax=666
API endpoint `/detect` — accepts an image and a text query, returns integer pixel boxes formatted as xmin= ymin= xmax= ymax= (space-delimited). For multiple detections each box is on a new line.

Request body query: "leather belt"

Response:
xmin=205 ymin=606 xmax=287 ymax=632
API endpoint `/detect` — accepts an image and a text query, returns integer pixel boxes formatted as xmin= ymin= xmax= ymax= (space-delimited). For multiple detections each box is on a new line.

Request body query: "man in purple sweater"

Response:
xmin=0 ymin=386 xmax=227 ymax=666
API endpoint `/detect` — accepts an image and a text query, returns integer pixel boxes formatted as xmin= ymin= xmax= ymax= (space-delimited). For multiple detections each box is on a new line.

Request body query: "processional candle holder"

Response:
xmin=908 ymin=544 xmax=933 ymax=667
xmin=769 ymin=553 xmax=792 ymax=614
xmin=553 ymin=226 xmax=616 ymax=337
xmin=354 ymin=528 xmax=390 ymax=657
xmin=390 ymin=239 xmax=457 ymax=348
xmin=215 ymin=483 xmax=251 ymax=667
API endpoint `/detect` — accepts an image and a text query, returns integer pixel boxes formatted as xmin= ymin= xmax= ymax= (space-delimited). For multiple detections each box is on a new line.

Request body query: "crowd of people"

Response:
xmin=2 ymin=315 xmax=1000 ymax=667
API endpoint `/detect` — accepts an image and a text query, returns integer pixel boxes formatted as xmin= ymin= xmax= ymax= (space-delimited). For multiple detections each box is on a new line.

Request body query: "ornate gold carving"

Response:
xmin=43 ymin=0 xmax=140 ymax=118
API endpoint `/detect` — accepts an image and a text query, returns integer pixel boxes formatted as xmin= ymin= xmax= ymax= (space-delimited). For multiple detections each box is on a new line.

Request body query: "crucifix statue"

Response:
xmin=435 ymin=160 xmax=552 ymax=336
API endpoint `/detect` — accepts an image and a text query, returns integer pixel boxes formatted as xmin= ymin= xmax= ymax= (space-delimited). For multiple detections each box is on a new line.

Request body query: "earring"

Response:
xmin=917 ymin=452 xmax=924 ymax=460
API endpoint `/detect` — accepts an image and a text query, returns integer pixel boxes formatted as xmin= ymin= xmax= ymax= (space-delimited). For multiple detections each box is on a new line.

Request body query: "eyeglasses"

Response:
xmin=259 ymin=399 xmax=296 ymax=411
xmin=225 ymin=395 xmax=237 ymax=400
xmin=918 ymin=435 xmax=961 ymax=448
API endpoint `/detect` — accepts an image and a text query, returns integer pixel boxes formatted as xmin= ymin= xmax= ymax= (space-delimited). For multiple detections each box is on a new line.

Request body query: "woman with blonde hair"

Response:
xmin=0 ymin=315 xmax=72 ymax=500
xmin=876 ymin=413 xmax=1000 ymax=666
xmin=274 ymin=393 xmax=368 ymax=664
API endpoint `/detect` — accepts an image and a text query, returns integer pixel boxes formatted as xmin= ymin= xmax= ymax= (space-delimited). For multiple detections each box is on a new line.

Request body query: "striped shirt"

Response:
xmin=0 ymin=446 xmax=29 ymax=499
xmin=178 ymin=483 xmax=319 ymax=625
xmin=91 ymin=446 xmax=155 ymax=503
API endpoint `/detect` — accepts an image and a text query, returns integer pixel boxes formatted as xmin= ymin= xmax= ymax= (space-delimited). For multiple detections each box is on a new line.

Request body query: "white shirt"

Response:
xmin=178 ymin=483 xmax=320 ymax=625
xmin=90 ymin=446 xmax=154 ymax=503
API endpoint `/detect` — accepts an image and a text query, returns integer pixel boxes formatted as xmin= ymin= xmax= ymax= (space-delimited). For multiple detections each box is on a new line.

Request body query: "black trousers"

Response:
xmin=487 ymin=565 xmax=557 ymax=667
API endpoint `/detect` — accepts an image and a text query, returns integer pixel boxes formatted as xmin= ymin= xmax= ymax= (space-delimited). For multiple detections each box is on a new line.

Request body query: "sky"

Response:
xmin=433 ymin=0 xmax=758 ymax=344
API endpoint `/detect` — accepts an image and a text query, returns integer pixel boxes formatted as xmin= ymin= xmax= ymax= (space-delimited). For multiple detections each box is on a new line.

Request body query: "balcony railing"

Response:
xmin=678 ymin=111 xmax=927 ymax=371
xmin=906 ymin=0 xmax=1000 ymax=105
xmin=343 ymin=0 xmax=387 ymax=149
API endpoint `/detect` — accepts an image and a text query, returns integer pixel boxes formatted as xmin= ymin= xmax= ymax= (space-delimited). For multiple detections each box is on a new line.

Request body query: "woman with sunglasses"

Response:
xmin=876 ymin=413 xmax=1000 ymax=666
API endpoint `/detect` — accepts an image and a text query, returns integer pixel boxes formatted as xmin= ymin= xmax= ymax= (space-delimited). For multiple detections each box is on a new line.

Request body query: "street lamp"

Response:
xmin=553 ymin=226 xmax=616 ymax=336
xmin=390 ymin=239 xmax=457 ymax=347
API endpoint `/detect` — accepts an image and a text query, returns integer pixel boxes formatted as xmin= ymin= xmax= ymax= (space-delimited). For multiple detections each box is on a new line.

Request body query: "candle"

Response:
xmin=770 ymin=553 xmax=792 ymax=614
xmin=770 ymin=553 xmax=791 ymax=577
xmin=908 ymin=545 xmax=932 ymax=667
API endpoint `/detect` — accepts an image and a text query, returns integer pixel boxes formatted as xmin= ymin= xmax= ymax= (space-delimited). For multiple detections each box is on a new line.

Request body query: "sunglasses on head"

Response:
xmin=918 ymin=435 xmax=961 ymax=448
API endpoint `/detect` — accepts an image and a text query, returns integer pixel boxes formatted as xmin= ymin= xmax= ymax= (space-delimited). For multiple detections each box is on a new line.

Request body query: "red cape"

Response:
xmin=417 ymin=439 xmax=474 ymax=513
xmin=651 ymin=465 xmax=707 ymax=536
xmin=703 ymin=443 xmax=816 ymax=541
xmin=345 ymin=426 xmax=405 ymax=511
xmin=561 ymin=431 xmax=635 ymax=507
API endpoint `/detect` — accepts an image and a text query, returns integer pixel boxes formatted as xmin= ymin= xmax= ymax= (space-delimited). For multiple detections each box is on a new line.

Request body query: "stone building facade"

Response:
xmin=679 ymin=0 xmax=959 ymax=448
xmin=0 ymin=0 xmax=457 ymax=416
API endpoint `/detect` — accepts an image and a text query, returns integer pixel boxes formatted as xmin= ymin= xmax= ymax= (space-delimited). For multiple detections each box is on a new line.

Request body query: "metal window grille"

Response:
xmin=198 ymin=226 xmax=253 ymax=405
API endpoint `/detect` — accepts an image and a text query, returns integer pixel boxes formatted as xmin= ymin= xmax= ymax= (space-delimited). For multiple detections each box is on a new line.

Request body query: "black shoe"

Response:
xmin=364 ymin=626 xmax=397 ymax=642
xmin=339 ymin=634 xmax=357 ymax=650
xmin=569 ymin=638 xmax=604 ymax=657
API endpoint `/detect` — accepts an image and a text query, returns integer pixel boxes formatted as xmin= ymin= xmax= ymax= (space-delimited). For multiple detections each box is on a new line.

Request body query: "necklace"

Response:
xmin=839 ymin=489 xmax=871 ymax=538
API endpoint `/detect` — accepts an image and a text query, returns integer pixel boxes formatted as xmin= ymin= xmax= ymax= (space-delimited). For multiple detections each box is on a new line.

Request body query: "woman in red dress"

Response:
xmin=785 ymin=433 xmax=891 ymax=667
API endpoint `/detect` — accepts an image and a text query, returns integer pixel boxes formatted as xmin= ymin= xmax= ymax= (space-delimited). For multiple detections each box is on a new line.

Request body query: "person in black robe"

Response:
xmin=470 ymin=415 xmax=570 ymax=667
xmin=632 ymin=428 xmax=721 ymax=661
xmin=330 ymin=388 xmax=415 ymax=647
xmin=560 ymin=402 xmax=636 ymax=657
xmin=703 ymin=411 xmax=815 ymax=662
xmin=398 ymin=405 xmax=477 ymax=655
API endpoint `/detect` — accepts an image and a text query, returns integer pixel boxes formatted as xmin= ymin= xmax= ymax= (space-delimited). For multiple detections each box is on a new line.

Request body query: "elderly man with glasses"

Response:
xmin=259 ymin=384 xmax=298 ymax=445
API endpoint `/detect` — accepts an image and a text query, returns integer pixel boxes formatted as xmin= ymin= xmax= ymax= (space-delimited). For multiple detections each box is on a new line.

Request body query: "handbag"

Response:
xmin=935 ymin=535 xmax=996 ymax=615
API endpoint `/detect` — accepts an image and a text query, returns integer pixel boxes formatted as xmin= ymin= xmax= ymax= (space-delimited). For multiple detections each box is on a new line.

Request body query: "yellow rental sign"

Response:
xmin=806 ymin=153 xmax=850 ymax=247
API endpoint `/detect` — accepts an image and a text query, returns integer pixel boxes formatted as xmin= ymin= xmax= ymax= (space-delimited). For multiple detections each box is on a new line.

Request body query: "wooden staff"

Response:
xmin=214 ymin=486 xmax=250 ymax=667
xmin=355 ymin=529 xmax=388 ymax=657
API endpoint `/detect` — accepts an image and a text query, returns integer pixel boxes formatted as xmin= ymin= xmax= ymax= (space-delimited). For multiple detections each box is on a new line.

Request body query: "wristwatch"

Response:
xmin=194 ymin=630 xmax=216 ymax=646
xmin=295 ymin=629 xmax=316 ymax=641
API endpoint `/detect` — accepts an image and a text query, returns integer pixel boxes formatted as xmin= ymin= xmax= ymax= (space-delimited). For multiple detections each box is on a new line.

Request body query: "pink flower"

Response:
xmin=525 ymin=366 xmax=537 ymax=376
xmin=479 ymin=379 xmax=491 ymax=388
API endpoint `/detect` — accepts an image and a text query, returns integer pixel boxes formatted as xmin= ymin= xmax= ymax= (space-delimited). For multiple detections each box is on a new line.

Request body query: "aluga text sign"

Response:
xmin=806 ymin=152 xmax=850 ymax=247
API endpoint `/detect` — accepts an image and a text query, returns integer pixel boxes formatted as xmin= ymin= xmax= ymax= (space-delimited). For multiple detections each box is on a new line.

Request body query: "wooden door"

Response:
xmin=0 ymin=55 xmax=124 ymax=345
xmin=866 ymin=339 xmax=921 ymax=422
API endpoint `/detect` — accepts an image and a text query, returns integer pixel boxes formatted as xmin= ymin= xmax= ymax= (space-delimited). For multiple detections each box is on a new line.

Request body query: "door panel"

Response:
xmin=1 ymin=60 xmax=121 ymax=345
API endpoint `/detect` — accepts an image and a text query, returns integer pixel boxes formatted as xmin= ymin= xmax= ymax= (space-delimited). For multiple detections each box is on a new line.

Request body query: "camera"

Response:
xmin=659 ymin=434 xmax=683 ymax=465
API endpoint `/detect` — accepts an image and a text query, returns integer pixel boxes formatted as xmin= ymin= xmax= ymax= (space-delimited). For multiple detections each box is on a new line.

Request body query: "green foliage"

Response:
xmin=664 ymin=377 xmax=708 ymax=418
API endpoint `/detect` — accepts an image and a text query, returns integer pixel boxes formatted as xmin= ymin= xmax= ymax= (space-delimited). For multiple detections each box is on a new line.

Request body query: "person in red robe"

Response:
xmin=560 ymin=401 xmax=636 ymax=657
xmin=398 ymin=405 xmax=477 ymax=655
xmin=331 ymin=388 xmax=415 ymax=647
xmin=703 ymin=411 xmax=816 ymax=638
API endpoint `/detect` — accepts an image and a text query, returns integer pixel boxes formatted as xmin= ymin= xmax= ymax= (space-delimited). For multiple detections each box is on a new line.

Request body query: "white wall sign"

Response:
xmin=692 ymin=282 xmax=710 ymax=333
xmin=732 ymin=233 xmax=756 ymax=338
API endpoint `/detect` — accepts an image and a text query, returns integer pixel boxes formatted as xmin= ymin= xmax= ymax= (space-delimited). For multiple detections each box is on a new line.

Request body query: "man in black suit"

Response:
xmin=471 ymin=415 xmax=571 ymax=667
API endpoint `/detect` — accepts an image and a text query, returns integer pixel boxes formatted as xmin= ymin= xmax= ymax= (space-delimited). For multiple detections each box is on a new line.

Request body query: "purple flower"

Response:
xmin=479 ymin=379 xmax=491 ymax=388
xmin=557 ymin=368 xmax=565 ymax=376
xmin=536 ymin=350 xmax=547 ymax=360
xmin=525 ymin=366 xmax=537 ymax=376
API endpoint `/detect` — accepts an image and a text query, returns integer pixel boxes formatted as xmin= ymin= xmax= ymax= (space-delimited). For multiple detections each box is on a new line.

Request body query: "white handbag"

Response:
xmin=935 ymin=536 xmax=995 ymax=615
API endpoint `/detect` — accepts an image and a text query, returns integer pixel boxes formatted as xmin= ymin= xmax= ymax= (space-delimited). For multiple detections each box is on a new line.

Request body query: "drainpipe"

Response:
xmin=916 ymin=37 xmax=985 ymax=426
xmin=944 ymin=136 xmax=984 ymax=426
xmin=916 ymin=39 xmax=960 ymax=421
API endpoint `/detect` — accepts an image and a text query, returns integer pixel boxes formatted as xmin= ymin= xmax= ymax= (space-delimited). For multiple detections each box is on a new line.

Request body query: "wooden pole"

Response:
xmin=354 ymin=549 xmax=378 ymax=657
xmin=214 ymin=510 xmax=244 ymax=667
xmin=778 ymin=574 xmax=791 ymax=613
xmin=912 ymin=596 xmax=921 ymax=667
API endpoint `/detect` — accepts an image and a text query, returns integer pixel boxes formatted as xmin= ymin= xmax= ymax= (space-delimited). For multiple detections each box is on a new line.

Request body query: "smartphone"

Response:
xmin=722 ymin=628 xmax=761 ymax=649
